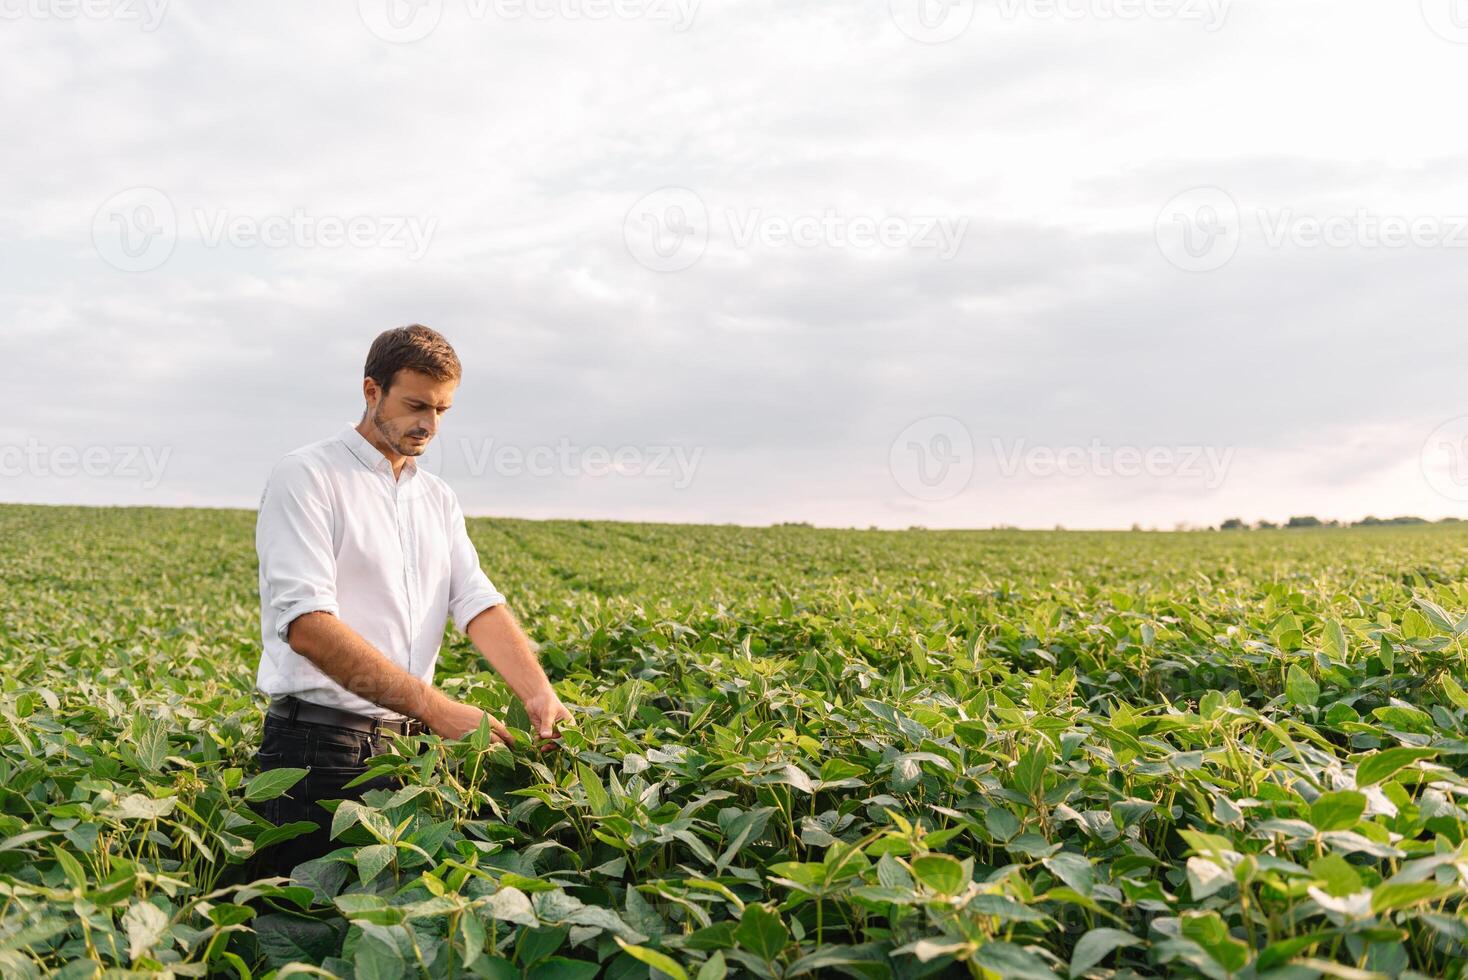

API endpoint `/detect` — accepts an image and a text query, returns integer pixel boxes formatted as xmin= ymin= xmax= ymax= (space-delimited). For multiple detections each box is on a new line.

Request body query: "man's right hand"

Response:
xmin=425 ymin=695 xmax=514 ymax=746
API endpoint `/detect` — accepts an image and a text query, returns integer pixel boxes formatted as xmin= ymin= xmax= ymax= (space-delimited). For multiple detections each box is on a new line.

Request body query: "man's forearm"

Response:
xmin=286 ymin=611 xmax=453 ymax=725
xmin=465 ymin=603 xmax=552 ymax=703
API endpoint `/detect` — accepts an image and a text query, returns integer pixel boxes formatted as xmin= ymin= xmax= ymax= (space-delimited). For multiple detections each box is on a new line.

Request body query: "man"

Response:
xmin=248 ymin=324 xmax=571 ymax=879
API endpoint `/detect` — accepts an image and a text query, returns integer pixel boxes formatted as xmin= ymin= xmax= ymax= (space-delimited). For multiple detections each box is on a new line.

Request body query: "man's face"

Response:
xmin=365 ymin=369 xmax=457 ymax=457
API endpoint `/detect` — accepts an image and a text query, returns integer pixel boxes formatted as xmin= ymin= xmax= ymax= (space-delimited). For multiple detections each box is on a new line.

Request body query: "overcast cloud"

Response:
xmin=3 ymin=0 xmax=1468 ymax=528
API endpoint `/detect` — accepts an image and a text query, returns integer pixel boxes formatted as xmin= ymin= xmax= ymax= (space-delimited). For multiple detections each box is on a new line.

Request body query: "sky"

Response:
xmin=3 ymin=0 xmax=1468 ymax=529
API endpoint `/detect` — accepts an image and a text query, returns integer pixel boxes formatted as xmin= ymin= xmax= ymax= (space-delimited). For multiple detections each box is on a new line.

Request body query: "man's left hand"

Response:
xmin=524 ymin=689 xmax=572 ymax=748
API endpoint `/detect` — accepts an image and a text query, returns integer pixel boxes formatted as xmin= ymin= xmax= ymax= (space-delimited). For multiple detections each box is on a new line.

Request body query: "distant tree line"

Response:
xmin=1217 ymin=515 xmax=1463 ymax=530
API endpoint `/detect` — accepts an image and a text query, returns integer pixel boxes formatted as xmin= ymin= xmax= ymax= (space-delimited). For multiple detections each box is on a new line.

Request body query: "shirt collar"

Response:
xmin=338 ymin=423 xmax=418 ymax=481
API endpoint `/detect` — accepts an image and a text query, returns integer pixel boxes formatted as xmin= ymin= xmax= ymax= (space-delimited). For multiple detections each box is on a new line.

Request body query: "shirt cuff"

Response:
xmin=275 ymin=600 xmax=340 ymax=644
xmin=452 ymin=591 xmax=506 ymax=633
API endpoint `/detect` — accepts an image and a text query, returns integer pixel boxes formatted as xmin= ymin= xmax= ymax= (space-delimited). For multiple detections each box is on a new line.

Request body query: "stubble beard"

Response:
xmin=371 ymin=404 xmax=430 ymax=458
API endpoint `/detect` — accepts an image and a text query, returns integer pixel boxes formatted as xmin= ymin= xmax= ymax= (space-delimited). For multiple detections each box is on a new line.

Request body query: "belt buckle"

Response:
xmin=373 ymin=717 xmax=414 ymax=739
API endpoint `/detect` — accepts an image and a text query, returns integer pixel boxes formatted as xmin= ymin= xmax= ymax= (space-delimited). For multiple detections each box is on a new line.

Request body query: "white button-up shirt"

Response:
xmin=254 ymin=423 xmax=506 ymax=718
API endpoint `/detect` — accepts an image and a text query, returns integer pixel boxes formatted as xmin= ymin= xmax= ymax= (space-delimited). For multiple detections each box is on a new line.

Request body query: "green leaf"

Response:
xmin=911 ymin=854 xmax=966 ymax=896
xmin=613 ymin=937 xmax=688 ymax=980
xmin=1256 ymin=932 xmax=1332 ymax=971
xmin=486 ymin=886 xmax=537 ymax=926
xmin=1413 ymin=597 xmax=1457 ymax=633
xmin=732 ymin=903 xmax=789 ymax=961
xmin=253 ymin=820 xmax=318 ymax=852
xmin=290 ymin=857 xmax=350 ymax=905
xmin=1401 ymin=608 xmax=1432 ymax=639
xmin=132 ymin=716 xmax=168 ymax=774
xmin=1309 ymin=854 xmax=1363 ymax=898
xmin=984 ymin=807 xmax=1020 ymax=842
xmin=1043 ymin=852 xmax=1093 ymax=897
xmin=208 ymin=903 xmax=256 ymax=927
xmin=123 ymin=900 xmax=168 ymax=962
xmin=459 ymin=912 xmax=487 ymax=969
xmin=516 ymin=926 xmax=569 ymax=969
xmin=1285 ymin=664 xmax=1319 ymax=708
xmin=972 ymin=942 xmax=1058 ymax=979
xmin=1181 ymin=911 xmax=1248 ymax=973
xmin=51 ymin=845 xmax=88 ymax=892
xmin=695 ymin=950 xmax=728 ymax=980
xmin=474 ymin=957 xmax=518 ymax=980
xmin=108 ymin=793 xmax=177 ymax=821
xmin=334 ymin=893 xmax=405 ymax=925
xmin=1371 ymin=881 xmax=1456 ymax=915
xmin=354 ymin=931 xmax=405 ymax=980
xmin=1186 ymin=857 xmax=1232 ymax=900
xmin=355 ymin=843 xmax=395 ymax=886
xmin=1069 ymin=928 xmax=1141 ymax=978
xmin=1355 ymin=748 xmax=1438 ymax=787
xmin=1309 ymin=790 xmax=1366 ymax=832
xmin=527 ymin=956 xmax=601 ymax=980
xmin=1378 ymin=635 xmax=1396 ymax=670
xmin=577 ymin=762 xmax=611 ymax=816
xmin=1442 ymin=674 xmax=1468 ymax=712
xmin=245 ymin=767 xmax=307 ymax=803
xmin=1013 ymin=743 xmax=1052 ymax=796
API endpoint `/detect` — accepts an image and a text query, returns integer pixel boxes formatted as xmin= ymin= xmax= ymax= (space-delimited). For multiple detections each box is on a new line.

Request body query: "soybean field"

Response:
xmin=3 ymin=504 xmax=1468 ymax=978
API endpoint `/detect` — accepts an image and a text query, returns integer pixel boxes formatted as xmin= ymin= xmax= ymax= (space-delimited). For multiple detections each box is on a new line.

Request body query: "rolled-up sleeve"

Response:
xmin=257 ymin=454 xmax=339 ymax=645
xmin=446 ymin=494 xmax=506 ymax=632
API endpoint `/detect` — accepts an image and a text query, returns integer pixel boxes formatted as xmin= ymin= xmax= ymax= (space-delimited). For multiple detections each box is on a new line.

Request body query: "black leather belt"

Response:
xmin=267 ymin=695 xmax=427 ymax=737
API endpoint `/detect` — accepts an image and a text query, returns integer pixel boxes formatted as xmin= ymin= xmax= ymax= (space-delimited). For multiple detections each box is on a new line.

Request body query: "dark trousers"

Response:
xmin=246 ymin=713 xmax=402 ymax=881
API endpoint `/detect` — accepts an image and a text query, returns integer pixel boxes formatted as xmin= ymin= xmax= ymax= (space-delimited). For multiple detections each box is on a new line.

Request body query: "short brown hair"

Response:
xmin=364 ymin=324 xmax=462 ymax=392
